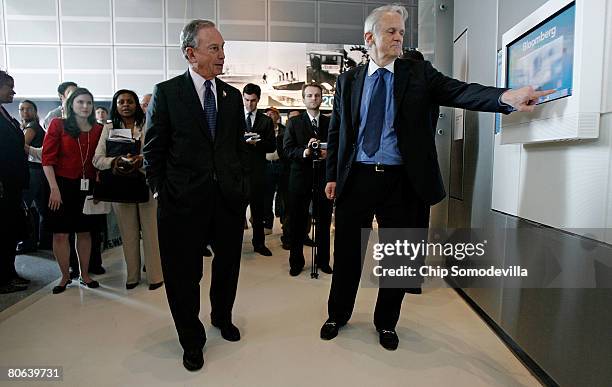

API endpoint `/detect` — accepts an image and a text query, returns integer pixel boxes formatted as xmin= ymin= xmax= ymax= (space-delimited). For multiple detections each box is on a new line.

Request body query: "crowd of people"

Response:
xmin=0 ymin=69 xmax=332 ymax=297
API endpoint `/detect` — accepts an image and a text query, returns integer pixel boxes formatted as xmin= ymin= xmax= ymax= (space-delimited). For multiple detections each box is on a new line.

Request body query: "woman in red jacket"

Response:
xmin=42 ymin=88 xmax=103 ymax=294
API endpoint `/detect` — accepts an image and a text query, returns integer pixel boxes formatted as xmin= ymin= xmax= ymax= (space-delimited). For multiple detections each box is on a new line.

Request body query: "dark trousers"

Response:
xmin=263 ymin=160 xmax=283 ymax=228
xmin=22 ymin=166 xmax=51 ymax=248
xmin=288 ymin=185 xmax=333 ymax=270
xmin=248 ymin=172 xmax=266 ymax=247
xmin=327 ymin=164 xmax=430 ymax=330
xmin=158 ymin=185 xmax=245 ymax=351
xmin=0 ymin=194 xmax=20 ymax=284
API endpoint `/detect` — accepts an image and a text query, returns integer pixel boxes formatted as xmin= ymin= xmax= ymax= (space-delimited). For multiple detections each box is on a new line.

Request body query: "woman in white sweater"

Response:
xmin=93 ymin=89 xmax=163 ymax=290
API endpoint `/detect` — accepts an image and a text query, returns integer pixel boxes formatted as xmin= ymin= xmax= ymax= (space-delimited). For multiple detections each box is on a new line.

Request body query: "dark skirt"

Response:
xmin=46 ymin=176 xmax=96 ymax=234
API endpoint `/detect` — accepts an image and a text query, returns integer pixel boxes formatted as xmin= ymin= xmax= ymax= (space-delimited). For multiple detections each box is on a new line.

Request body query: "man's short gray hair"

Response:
xmin=180 ymin=19 xmax=216 ymax=60
xmin=363 ymin=4 xmax=408 ymax=47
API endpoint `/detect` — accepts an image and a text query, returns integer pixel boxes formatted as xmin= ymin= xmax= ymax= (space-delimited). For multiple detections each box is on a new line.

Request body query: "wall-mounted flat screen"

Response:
xmin=506 ymin=2 xmax=575 ymax=104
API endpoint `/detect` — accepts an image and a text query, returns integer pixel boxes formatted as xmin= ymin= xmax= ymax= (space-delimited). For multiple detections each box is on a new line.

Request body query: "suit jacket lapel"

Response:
xmin=214 ymin=78 xmax=230 ymax=148
xmin=179 ymin=70 xmax=213 ymax=142
xmin=350 ymin=65 xmax=366 ymax=138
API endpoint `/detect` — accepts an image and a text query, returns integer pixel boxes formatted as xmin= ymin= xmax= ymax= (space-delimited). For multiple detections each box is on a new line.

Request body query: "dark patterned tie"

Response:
xmin=311 ymin=118 xmax=318 ymax=137
xmin=246 ymin=112 xmax=253 ymax=132
xmin=203 ymin=80 xmax=216 ymax=139
xmin=362 ymin=68 xmax=388 ymax=157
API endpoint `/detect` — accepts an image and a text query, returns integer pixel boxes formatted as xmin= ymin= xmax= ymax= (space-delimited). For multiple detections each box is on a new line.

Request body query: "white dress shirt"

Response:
xmin=189 ymin=66 xmax=217 ymax=110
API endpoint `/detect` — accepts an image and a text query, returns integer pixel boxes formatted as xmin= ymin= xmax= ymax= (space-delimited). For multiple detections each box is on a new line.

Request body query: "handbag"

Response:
xmin=93 ymin=138 xmax=150 ymax=203
xmin=83 ymin=195 xmax=111 ymax=215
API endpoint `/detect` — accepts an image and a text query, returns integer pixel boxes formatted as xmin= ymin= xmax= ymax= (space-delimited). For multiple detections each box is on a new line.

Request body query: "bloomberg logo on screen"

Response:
xmin=522 ymin=26 xmax=557 ymax=52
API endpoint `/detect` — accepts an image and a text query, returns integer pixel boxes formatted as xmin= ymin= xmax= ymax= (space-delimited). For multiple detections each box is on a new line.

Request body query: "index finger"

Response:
xmin=533 ymin=88 xmax=556 ymax=98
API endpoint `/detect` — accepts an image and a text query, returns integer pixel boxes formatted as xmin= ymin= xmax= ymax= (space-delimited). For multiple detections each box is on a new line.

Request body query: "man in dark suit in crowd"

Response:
xmin=143 ymin=19 xmax=249 ymax=371
xmin=321 ymin=4 xmax=554 ymax=350
xmin=283 ymin=83 xmax=333 ymax=277
xmin=0 ymin=71 xmax=31 ymax=294
xmin=242 ymin=83 xmax=275 ymax=256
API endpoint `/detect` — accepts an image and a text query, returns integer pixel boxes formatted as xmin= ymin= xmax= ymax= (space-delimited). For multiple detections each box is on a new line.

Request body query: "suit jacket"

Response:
xmin=283 ymin=112 xmax=329 ymax=194
xmin=143 ymin=70 xmax=249 ymax=215
xmin=0 ymin=107 xmax=28 ymax=199
xmin=326 ymin=59 xmax=510 ymax=205
xmin=245 ymin=111 xmax=275 ymax=178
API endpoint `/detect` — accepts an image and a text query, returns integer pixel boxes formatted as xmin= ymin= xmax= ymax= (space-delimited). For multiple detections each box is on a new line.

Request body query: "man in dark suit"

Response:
xmin=321 ymin=5 xmax=553 ymax=350
xmin=283 ymin=83 xmax=334 ymax=276
xmin=143 ymin=20 xmax=249 ymax=371
xmin=242 ymin=83 xmax=275 ymax=256
xmin=0 ymin=71 xmax=30 ymax=294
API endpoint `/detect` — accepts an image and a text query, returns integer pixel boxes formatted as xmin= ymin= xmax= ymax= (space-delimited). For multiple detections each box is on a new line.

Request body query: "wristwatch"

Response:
xmin=153 ymin=191 xmax=159 ymax=200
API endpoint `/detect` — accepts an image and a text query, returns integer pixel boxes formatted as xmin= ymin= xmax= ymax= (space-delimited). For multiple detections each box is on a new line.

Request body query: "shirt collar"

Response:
xmin=244 ymin=108 xmax=256 ymax=118
xmin=307 ymin=111 xmax=320 ymax=123
xmin=367 ymin=59 xmax=396 ymax=76
xmin=189 ymin=66 xmax=216 ymax=93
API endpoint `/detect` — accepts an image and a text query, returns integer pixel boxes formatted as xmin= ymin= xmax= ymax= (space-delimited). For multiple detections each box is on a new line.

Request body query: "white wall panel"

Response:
xmin=115 ymin=46 xmax=164 ymax=71
xmin=62 ymin=46 xmax=112 ymax=70
xmin=11 ymin=73 xmax=61 ymax=98
xmin=5 ymin=0 xmax=56 ymax=16
xmin=6 ymin=20 xmax=58 ymax=44
xmin=8 ymin=46 xmax=60 ymax=69
xmin=59 ymin=0 xmax=111 ymax=17
xmin=114 ymin=21 xmax=164 ymax=45
xmin=166 ymin=47 xmax=185 ymax=72
xmin=167 ymin=0 xmax=215 ymax=20
xmin=113 ymin=0 xmax=163 ymax=18
xmin=61 ymin=21 xmax=112 ymax=44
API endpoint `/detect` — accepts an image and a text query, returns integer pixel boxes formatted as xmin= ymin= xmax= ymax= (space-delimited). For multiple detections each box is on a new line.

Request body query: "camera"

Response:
xmin=308 ymin=141 xmax=327 ymax=159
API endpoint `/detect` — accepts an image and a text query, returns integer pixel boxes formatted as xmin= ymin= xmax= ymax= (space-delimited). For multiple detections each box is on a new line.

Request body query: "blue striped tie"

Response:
xmin=203 ymin=80 xmax=216 ymax=139
xmin=363 ymin=68 xmax=387 ymax=157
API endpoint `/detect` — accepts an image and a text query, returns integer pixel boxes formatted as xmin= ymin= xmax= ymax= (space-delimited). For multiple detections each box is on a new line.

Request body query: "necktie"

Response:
xmin=246 ymin=112 xmax=253 ymax=132
xmin=311 ymin=118 xmax=318 ymax=137
xmin=203 ymin=80 xmax=216 ymax=139
xmin=362 ymin=68 xmax=388 ymax=157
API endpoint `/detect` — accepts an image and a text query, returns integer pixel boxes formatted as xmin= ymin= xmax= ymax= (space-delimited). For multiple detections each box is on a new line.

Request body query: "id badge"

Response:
xmin=80 ymin=178 xmax=90 ymax=191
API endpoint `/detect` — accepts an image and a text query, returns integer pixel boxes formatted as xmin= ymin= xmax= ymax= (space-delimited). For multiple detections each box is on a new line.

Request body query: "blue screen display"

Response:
xmin=507 ymin=2 xmax=575 ymax=104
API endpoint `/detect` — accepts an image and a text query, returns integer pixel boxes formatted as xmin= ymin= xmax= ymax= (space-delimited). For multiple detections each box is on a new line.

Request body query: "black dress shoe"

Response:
xmin=254 ymin=245 xmax=272 ymax=256
xmin=52 ymin=279 xmax=72 ymax=294
xmin=148 ymin=281 xmax=164 ymax=290
xmin=377 ymin=329 xmax=399 ymax=351
xmin=318 ymin=264 xmax=333 ymax=274
xmin=183 ymin=348 xmax=204 ymax=371
xmin=303 ymin=237 xmax=316 ymax=247
xmin=405 ymin=287 xmax=422 ymax=294
xmin=289 ymin=266 xmax=303 ymax=277
xmin=126 ymin=282 xmax=139 ymax=290
xmin=89 ymin=266 xmax=106 ymax=275
xmin=203 ymin=247 xmax=213 ymax=257
xmin=80 ymin=279 xmax=100 ymax=289
xmin=320 ymin=320 xmax=344 ymax=340
xmin=211 ymin=321 xmax=241 ymax=342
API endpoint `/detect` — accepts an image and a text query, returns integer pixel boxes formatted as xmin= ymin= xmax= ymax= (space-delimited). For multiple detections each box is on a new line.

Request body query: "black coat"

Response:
xmin=143 ymin=71 xmax=250 ymax=215
xmin=326 ymin=59 xmax=510 ymax=205
xmin=283 ymin=112 xmax=329 ymax=194
xmin=0 ymin=107 xmax=28 ymax=199
xmin=245 ymin=111 xmax=275 ymax=177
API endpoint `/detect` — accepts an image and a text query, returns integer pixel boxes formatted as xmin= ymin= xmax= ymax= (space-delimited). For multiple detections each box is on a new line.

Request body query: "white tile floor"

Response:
xmin=0 ymin=231 xmax=541 ymax=387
